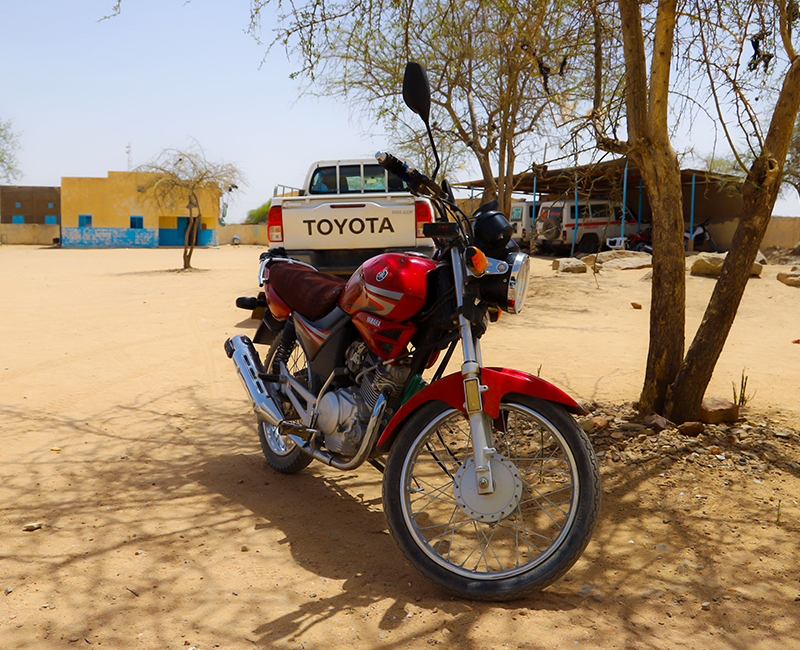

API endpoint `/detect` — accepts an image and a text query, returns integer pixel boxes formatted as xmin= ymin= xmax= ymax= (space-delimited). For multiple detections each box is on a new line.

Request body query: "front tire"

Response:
xmin=257 ymin=328 xmax=314 ymax=474
xmin=382 ymin=396 xmax=601 ymax=601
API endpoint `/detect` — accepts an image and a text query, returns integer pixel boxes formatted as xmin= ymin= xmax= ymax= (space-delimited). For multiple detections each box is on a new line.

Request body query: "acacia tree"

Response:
xmin=136 ymin=145 xmax=244 ymax=270
xmin=589 ymin=0 xmax=687 ymax=416
xmin=0 ymin=118 xmax=22 ymax=182
xmin=248 ymin=0 xmax=592 ymax=214
xmin=589 ymin=0 xmax=800 ymax=420
xmin=664 ymin=0 xmax=800 ymax=421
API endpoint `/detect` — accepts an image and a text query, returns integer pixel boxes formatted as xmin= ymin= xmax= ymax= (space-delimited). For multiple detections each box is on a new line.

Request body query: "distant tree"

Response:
xmin=135 ymin=143 xmax=245 ymax=269
xmin=0 ymin=118 xmax=22 ymax=182
xmin=245 ymin=200 xmax=272 ymax=224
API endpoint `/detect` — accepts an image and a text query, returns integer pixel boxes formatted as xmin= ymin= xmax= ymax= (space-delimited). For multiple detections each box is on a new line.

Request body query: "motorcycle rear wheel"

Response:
xmin=257 ymin=330 xmax=314 ymax=474
xmin=382 ymin=395 xmax=601 ymax=601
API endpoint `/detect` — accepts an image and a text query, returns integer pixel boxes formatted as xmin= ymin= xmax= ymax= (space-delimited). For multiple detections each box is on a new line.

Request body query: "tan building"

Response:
xmin=60 ymin=171 xmax=219 ymax=248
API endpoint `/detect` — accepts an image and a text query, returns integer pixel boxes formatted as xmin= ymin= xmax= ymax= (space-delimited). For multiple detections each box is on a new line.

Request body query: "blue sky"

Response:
xmin=1 ymin=0 xmax=383 ymax=223
xmin=2 ymin=1 xmax=798 ymax=220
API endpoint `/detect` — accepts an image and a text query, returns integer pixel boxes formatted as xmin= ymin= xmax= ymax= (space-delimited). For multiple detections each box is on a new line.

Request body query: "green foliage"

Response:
xmin=245 ymin=200 xmax=272 ymax=224
xmin=0 ymin=118 xmax=22 ymax=183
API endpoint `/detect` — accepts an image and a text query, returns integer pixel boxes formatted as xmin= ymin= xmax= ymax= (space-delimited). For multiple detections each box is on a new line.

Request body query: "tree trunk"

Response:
xmin=183 ymin=201 xmax=200 ymax=270
xmin=615 ymin=0 xmax=685 ymax=415
xmin=634 ymin=149 xmax=686 ymax=415
xmin=475 ymin=150 xmax=498 ymax=208
xmin=665 ymin=55 xmax=800 ymax=422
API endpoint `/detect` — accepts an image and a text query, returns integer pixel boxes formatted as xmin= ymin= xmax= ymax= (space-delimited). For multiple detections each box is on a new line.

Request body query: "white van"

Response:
xmin=509 ymin=201 xmax=539 ymax=247
xmin=533 ymin=199 xmax=637 ymax=254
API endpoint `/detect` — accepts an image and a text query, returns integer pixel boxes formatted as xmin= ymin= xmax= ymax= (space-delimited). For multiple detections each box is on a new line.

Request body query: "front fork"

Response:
xmin=451 ymin=249 xmax=496 ymax=495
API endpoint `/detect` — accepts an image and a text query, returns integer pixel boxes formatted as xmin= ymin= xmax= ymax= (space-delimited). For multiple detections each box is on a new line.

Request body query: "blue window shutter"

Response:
xmin=45 ymin=216 xmax=58 ymax=225
xmin=79 ymin=215 xmax=92 ymax=228
xmin=12 ymin=215 xmax=24 ymax=224
xmin=130 ymin=216 xmax=143 ymax=229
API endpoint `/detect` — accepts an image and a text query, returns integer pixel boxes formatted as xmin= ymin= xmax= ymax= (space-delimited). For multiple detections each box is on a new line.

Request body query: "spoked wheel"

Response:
xmin=257 ymin=325 xmax=314 ymax=474
xmin=382 ymin=396 xmax=601 ymax=601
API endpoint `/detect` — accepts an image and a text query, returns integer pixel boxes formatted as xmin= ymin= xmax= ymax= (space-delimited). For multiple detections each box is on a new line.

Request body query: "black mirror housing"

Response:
xmin=403 ymin=62 xmax=432 ymax=125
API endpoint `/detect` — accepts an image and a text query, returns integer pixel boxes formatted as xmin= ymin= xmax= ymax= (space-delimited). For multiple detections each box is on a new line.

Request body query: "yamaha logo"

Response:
xmin=376 ymin=269 xmax=389 ymax=282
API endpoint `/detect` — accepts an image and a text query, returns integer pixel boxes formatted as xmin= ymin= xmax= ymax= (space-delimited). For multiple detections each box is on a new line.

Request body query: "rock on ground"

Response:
xmin=777 ymin=265 xmax=800 ymax=287
xmin=699 ymin=397 xmax=740 ymax=424
xmin=553 ymin=257 xmax=588 ymax=273
xmin=690 ymin=252 xmax=764 ymax=277
xmin=601 ymin=257 xmax=653 ymax=271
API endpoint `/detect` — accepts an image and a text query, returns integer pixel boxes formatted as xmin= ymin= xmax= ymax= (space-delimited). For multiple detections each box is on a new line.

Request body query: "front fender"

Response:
xmin=376 ymin=367 xmax=583 ymax=450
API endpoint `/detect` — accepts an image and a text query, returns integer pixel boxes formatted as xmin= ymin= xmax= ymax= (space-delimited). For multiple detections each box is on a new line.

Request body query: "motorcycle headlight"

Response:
xmin=476 ymin=252 xmax=530 ymax=314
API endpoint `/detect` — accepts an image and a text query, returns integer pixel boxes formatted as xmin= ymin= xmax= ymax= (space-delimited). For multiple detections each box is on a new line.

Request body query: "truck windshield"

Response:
xmin=387 ymin=169 xmax=407 ymax=192
xmin=365 ymin=164 xmax=408 ymax=192
xmin=363 ymin=165 xmax=386 ymax=192
xmin=339 ymin=165 xmax=362 ymax=193
xmin=309 ymin=167 xmax=337 ymax=194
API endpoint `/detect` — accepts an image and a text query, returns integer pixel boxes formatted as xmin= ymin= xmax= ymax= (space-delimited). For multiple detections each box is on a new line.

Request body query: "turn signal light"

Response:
xmin=465 ymin=246 xmax=488 ymax=276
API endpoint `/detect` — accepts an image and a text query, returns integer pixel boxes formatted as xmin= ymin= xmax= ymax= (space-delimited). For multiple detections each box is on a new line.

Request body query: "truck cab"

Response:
xmin=267 ymin=159 xmax=435 ymax=274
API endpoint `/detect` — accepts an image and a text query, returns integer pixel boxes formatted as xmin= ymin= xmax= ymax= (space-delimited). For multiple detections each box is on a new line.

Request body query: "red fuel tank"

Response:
xmin=339 ymin=253 xmax=436 ymax=322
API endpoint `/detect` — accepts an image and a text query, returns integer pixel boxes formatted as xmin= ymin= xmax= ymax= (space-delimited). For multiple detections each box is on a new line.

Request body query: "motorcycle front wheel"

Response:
xmin=257 ymin=326 xmax=314 ymax=474
xmin=382 ymin=395 xmax=601 ymax=601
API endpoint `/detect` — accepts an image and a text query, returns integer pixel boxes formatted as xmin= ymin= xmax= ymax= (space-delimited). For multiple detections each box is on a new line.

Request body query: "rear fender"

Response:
xmin=375 ymin=367 xmax=584 ymax=453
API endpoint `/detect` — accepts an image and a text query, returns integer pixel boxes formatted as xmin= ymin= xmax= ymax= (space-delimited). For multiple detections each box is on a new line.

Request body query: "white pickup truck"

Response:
xmin=266 ymin=159 xmax=436 ymax=274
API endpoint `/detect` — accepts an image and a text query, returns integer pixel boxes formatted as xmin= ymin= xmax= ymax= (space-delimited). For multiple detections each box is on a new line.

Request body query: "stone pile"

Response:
xmin=576 ymin=401 xmax=799 ymax=475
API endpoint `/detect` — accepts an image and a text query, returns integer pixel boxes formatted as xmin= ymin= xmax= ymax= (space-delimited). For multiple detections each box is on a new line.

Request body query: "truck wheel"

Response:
xmin=541 ymin=218 xmax=560 ymax=240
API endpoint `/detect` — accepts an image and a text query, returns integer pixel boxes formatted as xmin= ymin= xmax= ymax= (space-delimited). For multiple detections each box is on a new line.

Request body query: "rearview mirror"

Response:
xmin=403 ymin=62 xmax=431 ymax=125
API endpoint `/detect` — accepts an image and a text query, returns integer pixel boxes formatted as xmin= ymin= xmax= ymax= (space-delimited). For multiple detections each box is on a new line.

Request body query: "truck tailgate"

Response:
xmin=281 ymin=195 xmax=418 ymax=250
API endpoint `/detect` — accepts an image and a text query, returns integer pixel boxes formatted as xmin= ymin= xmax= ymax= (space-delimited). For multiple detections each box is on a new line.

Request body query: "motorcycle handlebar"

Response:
xmin=375 ymin=151 xmax=443 ymax=199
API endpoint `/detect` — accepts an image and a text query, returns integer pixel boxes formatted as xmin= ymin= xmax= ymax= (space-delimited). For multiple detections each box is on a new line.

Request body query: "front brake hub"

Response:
xmin=452 ymin=454 xmax=523 ymax=523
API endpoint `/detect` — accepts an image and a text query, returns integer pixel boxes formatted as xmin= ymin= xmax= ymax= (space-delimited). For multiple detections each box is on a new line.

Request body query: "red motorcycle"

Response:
xmin=225 ymin=62 xmax=600 ymax=600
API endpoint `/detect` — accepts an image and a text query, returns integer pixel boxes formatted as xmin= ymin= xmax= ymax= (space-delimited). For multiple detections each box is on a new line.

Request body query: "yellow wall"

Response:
xmin=762 ymin=216 xmax=800 ymax=249
xmin=0 ymin=224 xmax=60 ymax=245
xmin=61 ymin=171 xmax=220 ymax=229
xmin=218 ymin=224 xmax=271 ymax=246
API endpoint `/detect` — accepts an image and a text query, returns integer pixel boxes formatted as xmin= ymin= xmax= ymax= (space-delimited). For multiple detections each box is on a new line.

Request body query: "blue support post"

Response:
xmin=638 ymin=177 xmax=643 ymax=230
xmin=621 ymin=160 xmax=629 ymax=240
xmin=690 ymin=172 xmax=696 ymax=250
xmin=532 ymin=175 xmax=537 ymax=242
xmin=571 ymin=176 xmax=579 ymax=256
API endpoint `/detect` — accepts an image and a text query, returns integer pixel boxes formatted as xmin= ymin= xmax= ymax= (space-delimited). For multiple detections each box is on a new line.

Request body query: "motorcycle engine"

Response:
xmin=316 ymin=341 xmax=410 ymax=457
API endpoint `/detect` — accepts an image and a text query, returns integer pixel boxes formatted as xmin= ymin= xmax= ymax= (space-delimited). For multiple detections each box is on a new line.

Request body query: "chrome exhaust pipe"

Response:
xmin=224 ymin=335 xmax=285 ymax=427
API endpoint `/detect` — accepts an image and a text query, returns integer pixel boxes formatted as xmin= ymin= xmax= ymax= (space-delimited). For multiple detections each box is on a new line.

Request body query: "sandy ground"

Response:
xmin=1 ymin=244 xmax=799 ymax=650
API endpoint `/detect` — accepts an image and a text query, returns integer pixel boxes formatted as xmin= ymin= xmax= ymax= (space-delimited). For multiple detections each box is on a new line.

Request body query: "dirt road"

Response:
xmin=1 ymin=245 xmax=798 ymax=649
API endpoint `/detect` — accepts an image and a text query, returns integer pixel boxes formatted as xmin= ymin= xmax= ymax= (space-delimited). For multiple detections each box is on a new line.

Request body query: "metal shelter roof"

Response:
xmin=454 ymin=158 xmax=739 ymax=199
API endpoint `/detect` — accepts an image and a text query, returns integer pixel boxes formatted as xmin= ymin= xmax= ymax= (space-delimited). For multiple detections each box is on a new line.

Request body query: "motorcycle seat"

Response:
xmin=268 ymin=263 xmax=347 ymax=319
